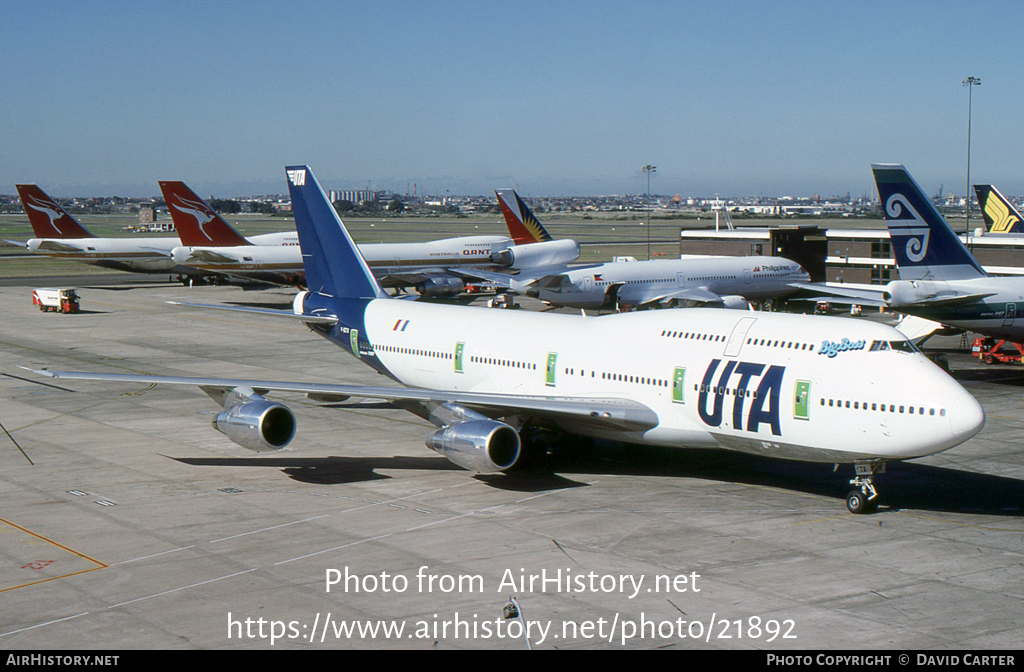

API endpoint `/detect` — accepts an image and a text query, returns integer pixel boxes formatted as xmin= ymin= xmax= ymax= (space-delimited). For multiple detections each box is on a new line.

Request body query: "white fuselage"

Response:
xmin=525 ymin=256 xmax=808 ymax=308
xmin=886 ymin=276 xmax=1024 ymax=342
xmin=322 ymin=299 xmax=984 ymax=464
xmin=171 ymin=235 xmax=514 ymax=279
xmin=24 ymin=231 xmax=298 ymax=275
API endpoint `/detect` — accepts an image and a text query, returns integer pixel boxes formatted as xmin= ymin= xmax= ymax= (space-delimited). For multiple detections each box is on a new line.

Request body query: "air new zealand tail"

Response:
xmin=873 ymin=164 xmax=986 ymax=282
xmin=974 ymin=184 xmax=1024 ymax=235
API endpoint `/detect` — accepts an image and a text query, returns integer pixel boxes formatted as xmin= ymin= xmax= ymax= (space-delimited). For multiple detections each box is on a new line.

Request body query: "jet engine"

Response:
xmin=489 ymin=239 xmax=580 ymax=270
xmin=417 ymin=276 xmax=465 ymax=297
xmin=212 ymin=388 xmax=297 ymax=452
xmin=426 ymin=419 xmax=521 ymax=472
xmin=719 ymin=295 xmax=749 ymax=310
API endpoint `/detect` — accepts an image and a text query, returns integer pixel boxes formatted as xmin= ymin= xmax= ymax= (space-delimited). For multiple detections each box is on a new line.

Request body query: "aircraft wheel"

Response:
xmin=846 ymin=490 xmax=869 ymax=514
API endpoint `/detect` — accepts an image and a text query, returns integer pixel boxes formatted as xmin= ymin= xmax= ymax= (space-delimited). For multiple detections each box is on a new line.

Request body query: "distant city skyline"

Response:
xmin=2 ymin=1 xmax=1022 ymax=199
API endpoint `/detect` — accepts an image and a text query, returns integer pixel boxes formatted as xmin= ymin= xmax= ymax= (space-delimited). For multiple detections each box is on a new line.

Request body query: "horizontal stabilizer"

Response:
xmin=911 ymin=292 xmax=995 ymax=307
xmin=165 ymin=301 xmax=338 ymax=325
xmin=182 ymin=249 xmax=237 ymax=264
xmin=791 ymin=282 xmax=887 ymax=307
xmin=34 ymin=240 xmax=87 ymax=253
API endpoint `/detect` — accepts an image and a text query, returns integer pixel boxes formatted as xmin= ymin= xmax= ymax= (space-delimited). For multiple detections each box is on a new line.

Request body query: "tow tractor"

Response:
xmin=972 ymin=337 xmax=1024 ymax=365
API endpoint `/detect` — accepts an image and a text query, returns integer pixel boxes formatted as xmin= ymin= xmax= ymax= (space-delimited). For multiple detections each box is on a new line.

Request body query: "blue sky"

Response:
xmin=2 ymin=1 xmax=1021 ymax=199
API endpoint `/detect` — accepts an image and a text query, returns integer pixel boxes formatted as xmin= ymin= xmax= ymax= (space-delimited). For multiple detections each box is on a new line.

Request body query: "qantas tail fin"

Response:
xmin=974 ymin=184 xmax=1024 ymax=234
xmin=15 ymin=185 xmax=94 ymax=239
xmin=158 ymin=181 xmax=251 ymax=247
xmin=495 ymin=189 xmax=554 ymax=244
xmin=872 ymin=164 xmax=987 ymax=281
xmin=285 ymin=166 xmax=386 ymax=300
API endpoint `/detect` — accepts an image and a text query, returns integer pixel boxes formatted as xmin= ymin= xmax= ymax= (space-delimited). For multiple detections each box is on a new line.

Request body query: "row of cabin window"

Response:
xmin=747 ymin=338 xmax=814 ymax=351
xmin=821 ymin=398 xmax=946 ymax=416
xmin=598 ymin=370 xmax=669 ymax=387
xmin=377 ymin=345 xmax=452 ymax=360
xmin=661 ymin=330 xmax=726 ymax=342
xmin=696 ymin=384 xmax=759 ymax=399
xmin=473 ymin=355 xmax=537 ymax=370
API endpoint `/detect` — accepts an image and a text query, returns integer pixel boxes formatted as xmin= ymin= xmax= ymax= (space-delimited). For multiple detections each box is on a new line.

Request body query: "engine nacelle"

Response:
xmin=214 ymin=394 xmax=297 ymax=452
xmin=883 ymin=280 xmax=940 ymax=307
xmin=490 ymin=239 xmax=580 ymax=270
xmin=426 ymin=420 xmax=521 ymax=472
xmin=417 ymin=276 xmax=465 ymax=297
xmin=719 ymin=295 xmax=749 ymax=310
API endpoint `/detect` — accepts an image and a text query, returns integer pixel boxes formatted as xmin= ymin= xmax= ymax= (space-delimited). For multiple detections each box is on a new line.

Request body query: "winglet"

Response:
xmin=872 ymin=164 xmax=986 ymax=281
xmin=974 ymin=184 xmax=1023 ymax=234
xmin=15 ymin=185 xmax=95 ymax=239
xmin=159 ymin=181 xmax=251 ymax=247
xmin=285 ymin=166 xmax=386 ymax=300
xmin=495 ymin=189 xmax=554 ymax=244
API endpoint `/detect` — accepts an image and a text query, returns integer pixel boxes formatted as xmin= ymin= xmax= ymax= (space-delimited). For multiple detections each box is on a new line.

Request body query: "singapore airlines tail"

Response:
xmin=873 ymin=164 xmax=987 ymax=282
xmin=495 ymin=189 xmax=554 ymax=244
xmin=159 ymin=181 xmax=251 ymax=247
xmin=974 ymin=184 xmax=1024 ymax=235
xmin=15 ymin=184 xmax=95 ymax=239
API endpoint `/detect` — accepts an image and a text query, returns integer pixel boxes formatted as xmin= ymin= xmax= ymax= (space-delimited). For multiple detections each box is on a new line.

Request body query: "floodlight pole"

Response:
xmin=963 ymin=76 xmax=980 ymax=236
xmin=643 ymin=164 xmax=656 ymax=260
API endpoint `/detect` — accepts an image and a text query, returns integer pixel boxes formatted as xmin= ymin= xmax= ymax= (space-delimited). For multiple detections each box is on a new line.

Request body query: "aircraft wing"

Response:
xmin=450 ymin=264 xmax=601 ymax=291
xmin=447 ymin=267 xmax=516 ymax=289
xmin=617 ymin=284 xmax=726 ymax=308
xmin=23 ymin=368 xmax=659 ymax=433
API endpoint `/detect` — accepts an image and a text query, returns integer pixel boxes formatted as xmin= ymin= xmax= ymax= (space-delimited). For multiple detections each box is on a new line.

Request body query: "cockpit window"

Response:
xmin=889 ymin=340 xmax=919 ymax=353
xmin=869 ymin=339 xmax=919 ymax=353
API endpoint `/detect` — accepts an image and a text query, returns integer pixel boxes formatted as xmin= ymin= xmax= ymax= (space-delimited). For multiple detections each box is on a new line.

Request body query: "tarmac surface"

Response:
xmin=1 ymin=275 xmax=1023 ymax=650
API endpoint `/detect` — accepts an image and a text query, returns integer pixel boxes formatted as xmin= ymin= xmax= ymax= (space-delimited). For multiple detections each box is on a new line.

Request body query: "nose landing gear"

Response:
xmin=847 ymin=460 xmax=885 ymax=514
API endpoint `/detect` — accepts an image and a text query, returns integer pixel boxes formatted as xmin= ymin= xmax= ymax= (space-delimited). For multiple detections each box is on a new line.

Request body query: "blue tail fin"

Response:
xmin=872 ymin=164 xmax=986 ymax=281
xmin=495 ymin=189 xmax=554 ymax=244
xmin=974 ymin=184 xmax=1024 ymax=234
xmin=285 ymin=166 xmax=386 ymax=299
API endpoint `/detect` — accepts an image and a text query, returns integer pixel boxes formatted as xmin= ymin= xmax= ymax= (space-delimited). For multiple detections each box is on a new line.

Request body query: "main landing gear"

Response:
xmin=846 ymin=459 xmax=885 ymax=514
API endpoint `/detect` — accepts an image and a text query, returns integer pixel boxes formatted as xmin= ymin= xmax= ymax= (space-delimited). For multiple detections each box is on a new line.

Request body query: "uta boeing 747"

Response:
xmin=27 ymin=166 xmax=986 ymax=514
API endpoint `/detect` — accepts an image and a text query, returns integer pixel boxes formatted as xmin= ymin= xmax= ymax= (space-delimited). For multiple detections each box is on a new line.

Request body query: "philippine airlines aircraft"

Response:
xmin=28 ymin=166 xmax=987 ymax=515
xmin=974 ymin=184 xmax=1024 ymax=235
xmin=804 ymin=165 xmax=1024 ymax=342
xmin=470 ymin=189 xmax=809 ymax=310
xmin=14 ymin=184 xmax=198 ymax=277
xmin=166 ymin=182 xmax=579 ymax=293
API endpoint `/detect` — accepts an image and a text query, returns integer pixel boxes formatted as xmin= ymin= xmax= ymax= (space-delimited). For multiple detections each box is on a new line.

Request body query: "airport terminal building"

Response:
xmin=679 ymin=225 xmax=1024 ymax=284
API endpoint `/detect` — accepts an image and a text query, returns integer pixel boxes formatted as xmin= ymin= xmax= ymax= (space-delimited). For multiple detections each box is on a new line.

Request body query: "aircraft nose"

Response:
xmin=949 ymin=393 xmax=985 ymax=442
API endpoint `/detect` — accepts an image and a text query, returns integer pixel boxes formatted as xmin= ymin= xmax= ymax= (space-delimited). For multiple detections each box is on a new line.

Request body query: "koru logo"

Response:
xmin=886 ymin=193 xmax=930 ymax=263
